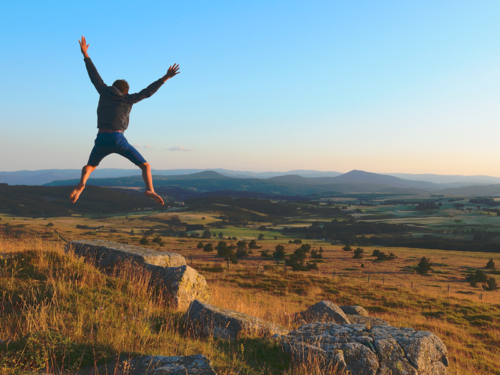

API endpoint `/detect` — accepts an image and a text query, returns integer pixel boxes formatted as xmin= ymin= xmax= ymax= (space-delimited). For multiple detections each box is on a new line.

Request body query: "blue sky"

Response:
xmin=1 ymin=1 xmax=500 ymax=175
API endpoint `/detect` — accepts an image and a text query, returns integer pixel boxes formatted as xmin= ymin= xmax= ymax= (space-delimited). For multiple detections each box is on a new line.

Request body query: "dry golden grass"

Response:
xmin=2 ymin=221 xmax=500 ymax=374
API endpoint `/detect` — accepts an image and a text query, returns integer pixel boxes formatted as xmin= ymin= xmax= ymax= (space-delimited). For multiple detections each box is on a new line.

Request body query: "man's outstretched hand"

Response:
xmin=162 ymin=64 xmax=180 ymax=82
xmin=79 ymin=36 xmax=90 ymax=58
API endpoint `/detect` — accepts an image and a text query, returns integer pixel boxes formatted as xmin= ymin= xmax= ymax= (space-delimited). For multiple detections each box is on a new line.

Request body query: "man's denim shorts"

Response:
xmin=87 ymin=132 xmax=146 ymax=167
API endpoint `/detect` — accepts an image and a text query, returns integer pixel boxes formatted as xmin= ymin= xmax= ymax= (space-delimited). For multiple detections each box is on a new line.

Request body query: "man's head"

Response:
xmin=112 ymin=79 xmax=129 ymax=94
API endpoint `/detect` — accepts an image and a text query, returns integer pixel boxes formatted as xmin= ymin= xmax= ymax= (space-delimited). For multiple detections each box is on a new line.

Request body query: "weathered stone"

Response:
xmin=65 ymin=239 xmax=186 ymax=268
xmin=146 ymin=264 xmax=211 ymax=310
xmin=346 ymin=314 xmax=389 ymax=327
xmin=77 ymin=354 xmax=217 ymax=374
xmin=184 ymin=300 xmax=289 ymax=342
xmin=66 ymin=240 xmax=209 ymax=310
xmin=281 ymin=322 xmax=448 ymax=375
xmin=340 ymin=305 xmax=370 ymax=317
xmin=139 ymin=355 xmax=217 ymax=375
xmin=297 ymin=301 xmax=351 ymax=324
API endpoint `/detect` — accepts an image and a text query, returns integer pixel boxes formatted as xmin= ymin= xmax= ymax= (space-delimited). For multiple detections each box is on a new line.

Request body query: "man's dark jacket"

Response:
xmin=84 ymin=57 xmax=164 ymax=131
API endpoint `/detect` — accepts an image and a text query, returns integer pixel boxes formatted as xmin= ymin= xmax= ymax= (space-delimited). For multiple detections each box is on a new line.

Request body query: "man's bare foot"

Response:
xmin=144 ymin=190 xmax=164 ymax=205
xmin=70 ymin=184 xmax=85 ymax=203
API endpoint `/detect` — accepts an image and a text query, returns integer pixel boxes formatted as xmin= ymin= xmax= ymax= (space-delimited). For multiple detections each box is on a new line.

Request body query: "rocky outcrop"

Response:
xmin=184 ymin=300 xmax=289 ymax=342
xmin=79 ymin=354 xmax=217 ymax=374
xmin=65 ymin=239 xmax=186 ymax=268
xmin=65 ymin=240 xmax=209 ymax=310
xmin=340 ymin=305 xmax=370 ymax=317
xmin=281 ymin=322 xmax=448 ymax=375
xmin=346 ymin=314 xmax=389 ymax=327
xmin=138 ymin=355 xmax=217 ymax=375
xmin=146 ymin=264 xmax=210 ymax=310
xmin=295 ymin=301 xmax=351 ymax=324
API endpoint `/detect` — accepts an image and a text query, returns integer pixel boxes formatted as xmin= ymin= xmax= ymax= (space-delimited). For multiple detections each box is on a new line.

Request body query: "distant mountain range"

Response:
xmin=3 ymin=168 xmax=500 ymax=189
xmin=40 ymin=170 xmax=430 ymax=196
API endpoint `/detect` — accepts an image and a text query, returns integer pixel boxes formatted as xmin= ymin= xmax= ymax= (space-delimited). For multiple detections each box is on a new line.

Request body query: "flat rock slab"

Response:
xmin=184 ymin=300 xmax=289 ymax=342
xmin=340 ymin=305 xmax=370 ymax=317
xmin=296 ymin=301 xmax=351 ymax=325
xmin=281 ymin=322 xmax=448 ymax=375
xmin=66 ymin=239 xmax=186 ymax=268
xmin=66 ymin=240 xmax=209 ymax=310
xmin=77 ymin=354 xmax=217 ymax=375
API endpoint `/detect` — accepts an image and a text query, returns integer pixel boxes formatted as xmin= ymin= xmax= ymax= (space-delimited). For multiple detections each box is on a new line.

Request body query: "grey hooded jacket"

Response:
xmin=84 ymin=57 xmax=164 ymax=131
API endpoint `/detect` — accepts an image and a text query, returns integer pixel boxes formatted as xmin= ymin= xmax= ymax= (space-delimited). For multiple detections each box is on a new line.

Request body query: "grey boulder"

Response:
xmin=66 ymin=240 xmax=209 ymax=310
xmin=340 ymin=305 xmax=370 ymax=317
xmin=184 ymin=300 xmax=289 ymax=342
xmin=346 ymin=314 xmax=389 ymax=327
xmin=296 ymin=301 xmax=351 ymax=324
xmin=65 ymin=239 xmax=186 ymax=268
xmin=281 ymin=322 xmax=448 ymax=375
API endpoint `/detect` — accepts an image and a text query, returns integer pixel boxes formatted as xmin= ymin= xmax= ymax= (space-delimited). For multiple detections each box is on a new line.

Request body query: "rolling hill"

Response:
xmin=44 ymin=170 xmax=429 ymax=196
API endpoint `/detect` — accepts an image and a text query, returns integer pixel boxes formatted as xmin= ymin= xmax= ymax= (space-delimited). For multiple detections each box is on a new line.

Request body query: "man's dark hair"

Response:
xmin=112 ymin=79 xmax=129 ymax=94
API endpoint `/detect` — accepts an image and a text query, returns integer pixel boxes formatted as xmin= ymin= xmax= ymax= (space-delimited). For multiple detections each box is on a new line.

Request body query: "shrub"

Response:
xmin=139 ymin=237 xmax=149 ymax=245
xmin=372 ymin=249 xmax=381 ymax=257
xmin=483 ymin=277 xmax=499 ymax=291
xmin=467 ymin=269 xmax=489 ymax=287
xmin=273 ymin=244 xmax=286 ymax=260
xmin=310 ymin=249 xmax=323 ymax=259
xmin=343 ymin=244 xmax=352 ymax=252
xmin=375 ymin=251 xmax=396 ymax=261
xmin=197 ymin=241 xmax=204 ymax=249
xmin=353 ymin=248 xmax=364 ymax=259
xmin=486 ymin=258 xmax=496 ymax=270
xmin=416 ymin=257 xmax=432 ymax=275
xmin=202 ymin=229 xmax=212 ymax=239
xmin=203 ymin=243 xmax=214 ymax=252
xmin=259 ymin=250 xmax=271 ymax=257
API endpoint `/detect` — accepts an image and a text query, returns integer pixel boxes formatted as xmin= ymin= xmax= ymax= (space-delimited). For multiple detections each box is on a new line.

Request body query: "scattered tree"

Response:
xmin=249 ymin=240 xmax=262 ymax=249
xmin=258 ymin=233 xmax=265 ymax=240
xmin=203 ymin=243 xmax=214 ymax=252
xmin=486 ymin=258 xmax=496 ymax=270
xmin=353 ymin=248 xmax=364 ymax=259
xmin=202 ymin=229 xmax=212 ymax=239
xmin=197 ymin=241 xmax=204 ymax=249
xmin=218 ymin=232 xmax=224 ymax=238
xmin=273 ymin=244 xmax=286 ymax=260
xmin=139 ymin=237 xmax=149 ymax=245
xmin=416 ymin=257 xmax=432 ymax=275
xmin=259 ymin=250 xmax=271 ymax=257
xmin=343 ymin=244 xmax=352 ymax=252
xmin=483 ymin=277 xmax=499 ymax=291
xmin=467 ymin=269 xmax=488 ymax=287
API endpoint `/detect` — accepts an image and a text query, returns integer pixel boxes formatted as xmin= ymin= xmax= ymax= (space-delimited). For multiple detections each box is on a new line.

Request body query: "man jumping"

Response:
xmin=70 ymin=36 xmax=180 ymax=205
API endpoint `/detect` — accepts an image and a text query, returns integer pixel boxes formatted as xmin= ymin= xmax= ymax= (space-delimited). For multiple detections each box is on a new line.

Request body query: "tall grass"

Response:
xmin=1 ymin=238 xmax=500 ymax=374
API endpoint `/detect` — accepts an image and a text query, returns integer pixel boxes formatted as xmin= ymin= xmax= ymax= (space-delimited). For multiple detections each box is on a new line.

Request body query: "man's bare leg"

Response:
xmin=70 ymin=165 xmax=97 ymax=203
xmin=138 ymin=163 xmax=164 ymax=205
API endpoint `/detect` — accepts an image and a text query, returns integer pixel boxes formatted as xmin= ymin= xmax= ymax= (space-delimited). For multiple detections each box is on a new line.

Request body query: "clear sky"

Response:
xmin=1 ymin=1 xmax=500 ymax=175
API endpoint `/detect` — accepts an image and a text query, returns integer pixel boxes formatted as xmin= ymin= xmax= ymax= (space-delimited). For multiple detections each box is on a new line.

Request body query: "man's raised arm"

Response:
xmin=79 ymin=36 xmax=107 ymax=94
xmin=129 ymin=64 xmax=180 ymax=104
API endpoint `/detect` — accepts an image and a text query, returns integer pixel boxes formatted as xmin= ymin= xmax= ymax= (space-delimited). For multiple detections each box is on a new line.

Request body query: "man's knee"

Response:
xmin=139 ymin=162 xmax=150 ymax=171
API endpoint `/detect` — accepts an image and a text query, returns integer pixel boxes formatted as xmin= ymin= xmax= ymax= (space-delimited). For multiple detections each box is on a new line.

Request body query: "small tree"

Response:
xmin=372 ymin=249 xmax=381 ymax=257
xmin=311 ymin=249 xmax=323 ymax=259
xmin=218 ymin=232 xmax=224 ymax=238
xmin=249 ymin=240 xmax=261 ymax=249
xmin=259 ymin=250 xmax=271 ymax=257
xmin=467 ymin=269 xmax=488 ymax=287
xmin=483 ymin=277 xmax=499 ymax=291
xmin=486 ymin=258 xmax=496 ymax=270
xmin=197 ymin=241 xmax=204 ymax=249
xmin=343 ymin=244 xmax=352 ymax=252
xmin=139 ymin=237 xmax=149 ymax=245
xmin=202 ymin=230 xmax=212 ymax=239
xmin=353 ymin=248 xmax=364 ymax=259
xmin=258 ymin=233 xmax=265 ymax=240
xmin=273 ymin=244 xmax=286 ymax=260
xmin=203 ymin=243 xmax=214 ymax=252
xmin=416 ymin=257 xmax=432 ymax=275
